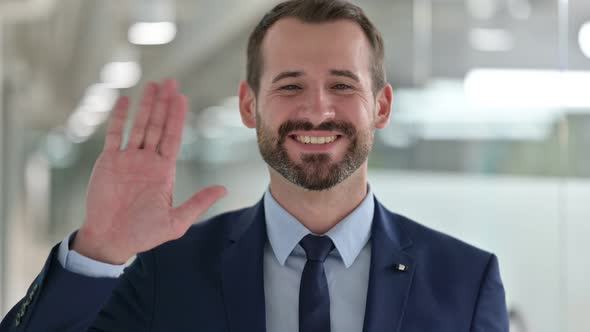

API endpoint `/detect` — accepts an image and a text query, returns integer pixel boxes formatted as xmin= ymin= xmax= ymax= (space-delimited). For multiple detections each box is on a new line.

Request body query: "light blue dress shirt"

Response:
xmin=263 ymin=189 xmax=373 ymax=332
xmin=58 ymin=188 xmax=375 ymax=332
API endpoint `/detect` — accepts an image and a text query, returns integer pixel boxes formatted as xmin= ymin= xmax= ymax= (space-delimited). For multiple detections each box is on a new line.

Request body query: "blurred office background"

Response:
xmin=0 ymin=0 xmax=589 ymax=330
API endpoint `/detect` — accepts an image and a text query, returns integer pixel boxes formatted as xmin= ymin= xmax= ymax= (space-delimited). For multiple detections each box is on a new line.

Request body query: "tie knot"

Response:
xmin=299 ymin=234 xmax=334 ymax=262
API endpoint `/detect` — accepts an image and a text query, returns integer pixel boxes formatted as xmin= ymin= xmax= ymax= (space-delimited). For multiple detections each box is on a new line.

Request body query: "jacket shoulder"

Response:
xmin=152 ymin=205 xmax=254 ymax=260
xmin=388 ymin=209 xmax=493 ymax=265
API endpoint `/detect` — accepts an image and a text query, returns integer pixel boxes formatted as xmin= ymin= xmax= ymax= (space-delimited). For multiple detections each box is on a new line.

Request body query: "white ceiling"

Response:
xmin=2 ymin=0 xmax=590 ymax=131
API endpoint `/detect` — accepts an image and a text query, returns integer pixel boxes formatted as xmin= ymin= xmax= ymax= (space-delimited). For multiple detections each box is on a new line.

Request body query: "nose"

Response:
xmin=298 ymin=87 xmax=336 ymax=125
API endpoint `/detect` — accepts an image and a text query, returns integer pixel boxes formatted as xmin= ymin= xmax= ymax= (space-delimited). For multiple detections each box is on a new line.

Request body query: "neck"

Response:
xmin=268 ymin=163 xmax=369 ymax=235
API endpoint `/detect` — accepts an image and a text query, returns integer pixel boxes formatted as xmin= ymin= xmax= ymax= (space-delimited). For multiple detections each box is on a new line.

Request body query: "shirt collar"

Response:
xmin=263 ymin=185 xmax=374 ymax=268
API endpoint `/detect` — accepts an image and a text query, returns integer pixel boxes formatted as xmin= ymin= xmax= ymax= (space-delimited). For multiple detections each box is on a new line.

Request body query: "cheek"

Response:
xmin=333 ymin=99 xmax=374 ymax=124
xmin=260 ymin=94 xmax=374 ymax=126
xmin=259 ymin=97 xmax=301 ymax=124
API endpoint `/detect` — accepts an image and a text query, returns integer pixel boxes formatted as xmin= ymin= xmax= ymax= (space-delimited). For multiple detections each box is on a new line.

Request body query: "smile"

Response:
xmin=294 ymin=135 xmax=339 ymax=145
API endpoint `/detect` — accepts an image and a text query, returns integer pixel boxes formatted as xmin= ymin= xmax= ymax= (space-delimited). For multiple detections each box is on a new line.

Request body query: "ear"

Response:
xmin=239 ymin=80 xmax=257 ymax=129
xmin=374 ymin=84 xmax=393 ymax=129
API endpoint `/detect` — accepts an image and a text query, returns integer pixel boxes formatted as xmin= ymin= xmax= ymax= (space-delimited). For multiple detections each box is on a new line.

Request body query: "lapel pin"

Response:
xmin=394 ymin=263 xmax=409 ymax=272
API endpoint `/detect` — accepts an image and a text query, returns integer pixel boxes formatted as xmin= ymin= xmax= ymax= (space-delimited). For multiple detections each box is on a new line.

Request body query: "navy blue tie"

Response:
xmin=299 ymin=234 xmax=335 ymax=332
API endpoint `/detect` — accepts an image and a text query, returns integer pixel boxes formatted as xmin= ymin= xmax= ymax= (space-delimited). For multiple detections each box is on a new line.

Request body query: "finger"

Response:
xmin=127 ymin=82 xmax=158 ymax=149
xmin=144 ymin=79 xmax=178 ymax=151
xmin=171 ymin=185 xmax=227 ymax=234
xmin=103 ymin=96 xmax=130 ymax=151
xmin=159 ymin=94 xmax=188 ymax=159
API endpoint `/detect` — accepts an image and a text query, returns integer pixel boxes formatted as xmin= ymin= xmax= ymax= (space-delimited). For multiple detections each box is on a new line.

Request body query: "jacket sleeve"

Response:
xmin=87 ymin=250 xmax=156 ymax=331
xmin=0 ymin=244 xmax=120 ymax=332
xmin=470 ymin=254 xmax=509 ymax=332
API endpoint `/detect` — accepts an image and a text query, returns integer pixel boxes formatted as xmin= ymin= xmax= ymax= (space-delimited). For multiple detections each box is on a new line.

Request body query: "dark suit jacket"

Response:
xmin=1 ymin=197 xmax=508 ymax=331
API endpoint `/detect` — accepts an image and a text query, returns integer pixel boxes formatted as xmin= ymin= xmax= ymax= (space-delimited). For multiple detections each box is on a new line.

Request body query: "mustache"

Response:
xmin=277 ymin=120 xmax=357 ymax=141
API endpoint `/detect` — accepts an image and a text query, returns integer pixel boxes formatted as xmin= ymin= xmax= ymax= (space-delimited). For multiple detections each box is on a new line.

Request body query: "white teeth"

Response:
xmin=295 ymin=135 xmax=338 ymax=144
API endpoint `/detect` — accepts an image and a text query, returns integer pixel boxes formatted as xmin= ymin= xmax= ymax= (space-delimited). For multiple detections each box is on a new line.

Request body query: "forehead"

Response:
xmin=260 ymin=18 xmax=372 ymax=80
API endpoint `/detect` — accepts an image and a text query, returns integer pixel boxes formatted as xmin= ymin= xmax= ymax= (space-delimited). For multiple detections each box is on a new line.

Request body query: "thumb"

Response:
xmin=171 ymin=185 xmax=227 ymax=230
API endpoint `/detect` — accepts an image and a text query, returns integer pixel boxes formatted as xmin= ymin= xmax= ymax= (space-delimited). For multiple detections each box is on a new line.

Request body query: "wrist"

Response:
xmin=72 ymin=227 xmax=131 ymax=265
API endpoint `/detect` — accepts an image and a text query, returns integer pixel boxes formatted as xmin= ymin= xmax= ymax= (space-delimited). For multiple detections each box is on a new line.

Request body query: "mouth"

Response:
xmin=290 ymin=134 xmax=340 ymax=145
xmin=286 ymin=132 xmax=344 ymax=152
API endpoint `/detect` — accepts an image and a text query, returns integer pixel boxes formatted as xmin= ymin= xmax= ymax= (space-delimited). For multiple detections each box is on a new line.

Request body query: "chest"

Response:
xmin=263 ymin=243 xmax=371 ymax=332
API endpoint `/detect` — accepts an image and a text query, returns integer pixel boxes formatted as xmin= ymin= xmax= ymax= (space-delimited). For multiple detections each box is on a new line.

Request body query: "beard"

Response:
xmin=256 ymin=112 xmax=374 ymax=191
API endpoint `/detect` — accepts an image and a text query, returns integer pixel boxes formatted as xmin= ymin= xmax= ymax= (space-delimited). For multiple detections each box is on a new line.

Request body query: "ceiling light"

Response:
xmin=578 ymin=22 xmax=590 ymax=59
xmin=469 ymin=28 xmax=514 ymax=52
xmin=466 ymin=0 xmax=497 ymax=20
xmin=464 ymin=69 xmax=590 ymax=109
xmin=508 ymin=0 xmax=531 ymax=20
xmin=66 ymin=113 xmax=96 ymax=143
xmin=81 ymin=83 xmax=118 ymax=112
xmin=73 ymin=105 xmax=111 ymax=127
xmin=128 ymin=22 xmax=176 ymax=45
xmin=100 ymin=61 xmax=141 ymax=89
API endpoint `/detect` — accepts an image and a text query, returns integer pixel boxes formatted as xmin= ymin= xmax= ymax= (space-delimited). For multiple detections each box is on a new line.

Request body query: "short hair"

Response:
xmin=246 ymin=0 xmax=386 ymax=96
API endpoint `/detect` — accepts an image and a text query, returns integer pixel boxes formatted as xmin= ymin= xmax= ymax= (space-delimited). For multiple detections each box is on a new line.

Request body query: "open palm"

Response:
xmin=74 ymin=80 xmax=226 ymax=264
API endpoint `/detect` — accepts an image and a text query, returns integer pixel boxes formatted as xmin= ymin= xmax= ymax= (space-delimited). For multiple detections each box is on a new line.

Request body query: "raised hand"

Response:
xmin=72 ymin=80 xmax=227 ymax=264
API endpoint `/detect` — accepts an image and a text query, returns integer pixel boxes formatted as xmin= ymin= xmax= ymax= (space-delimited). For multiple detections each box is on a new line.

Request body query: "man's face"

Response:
xmin=251 ymin=18 xmax=383 ymax=191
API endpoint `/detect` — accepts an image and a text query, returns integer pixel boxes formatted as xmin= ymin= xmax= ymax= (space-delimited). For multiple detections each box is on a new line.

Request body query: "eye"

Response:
xmin=279 ymin=84 xmax=301 ymax=90
xmin=333 ymin=83 xmax=352 ymax=90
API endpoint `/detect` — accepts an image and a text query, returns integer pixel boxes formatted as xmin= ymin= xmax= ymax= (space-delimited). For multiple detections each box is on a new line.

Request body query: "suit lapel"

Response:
xmin=221 ymin=199 xmax=267 ymax=332
xmin=363 ymin=199 xmax=415 ymax=332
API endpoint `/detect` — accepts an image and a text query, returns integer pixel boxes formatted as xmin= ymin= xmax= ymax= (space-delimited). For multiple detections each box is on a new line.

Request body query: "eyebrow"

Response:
xmin=329 ymin=69 xmax=360 ymax=83
xmin=271 ymin=69 xmax=361 ymax=84
xmin=272 ymin=71 xmax=303 ymax=83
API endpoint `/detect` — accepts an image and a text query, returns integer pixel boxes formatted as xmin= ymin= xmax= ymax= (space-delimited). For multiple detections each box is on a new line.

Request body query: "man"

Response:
xmin=1 ymin=0 xmax=508 ymax=331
